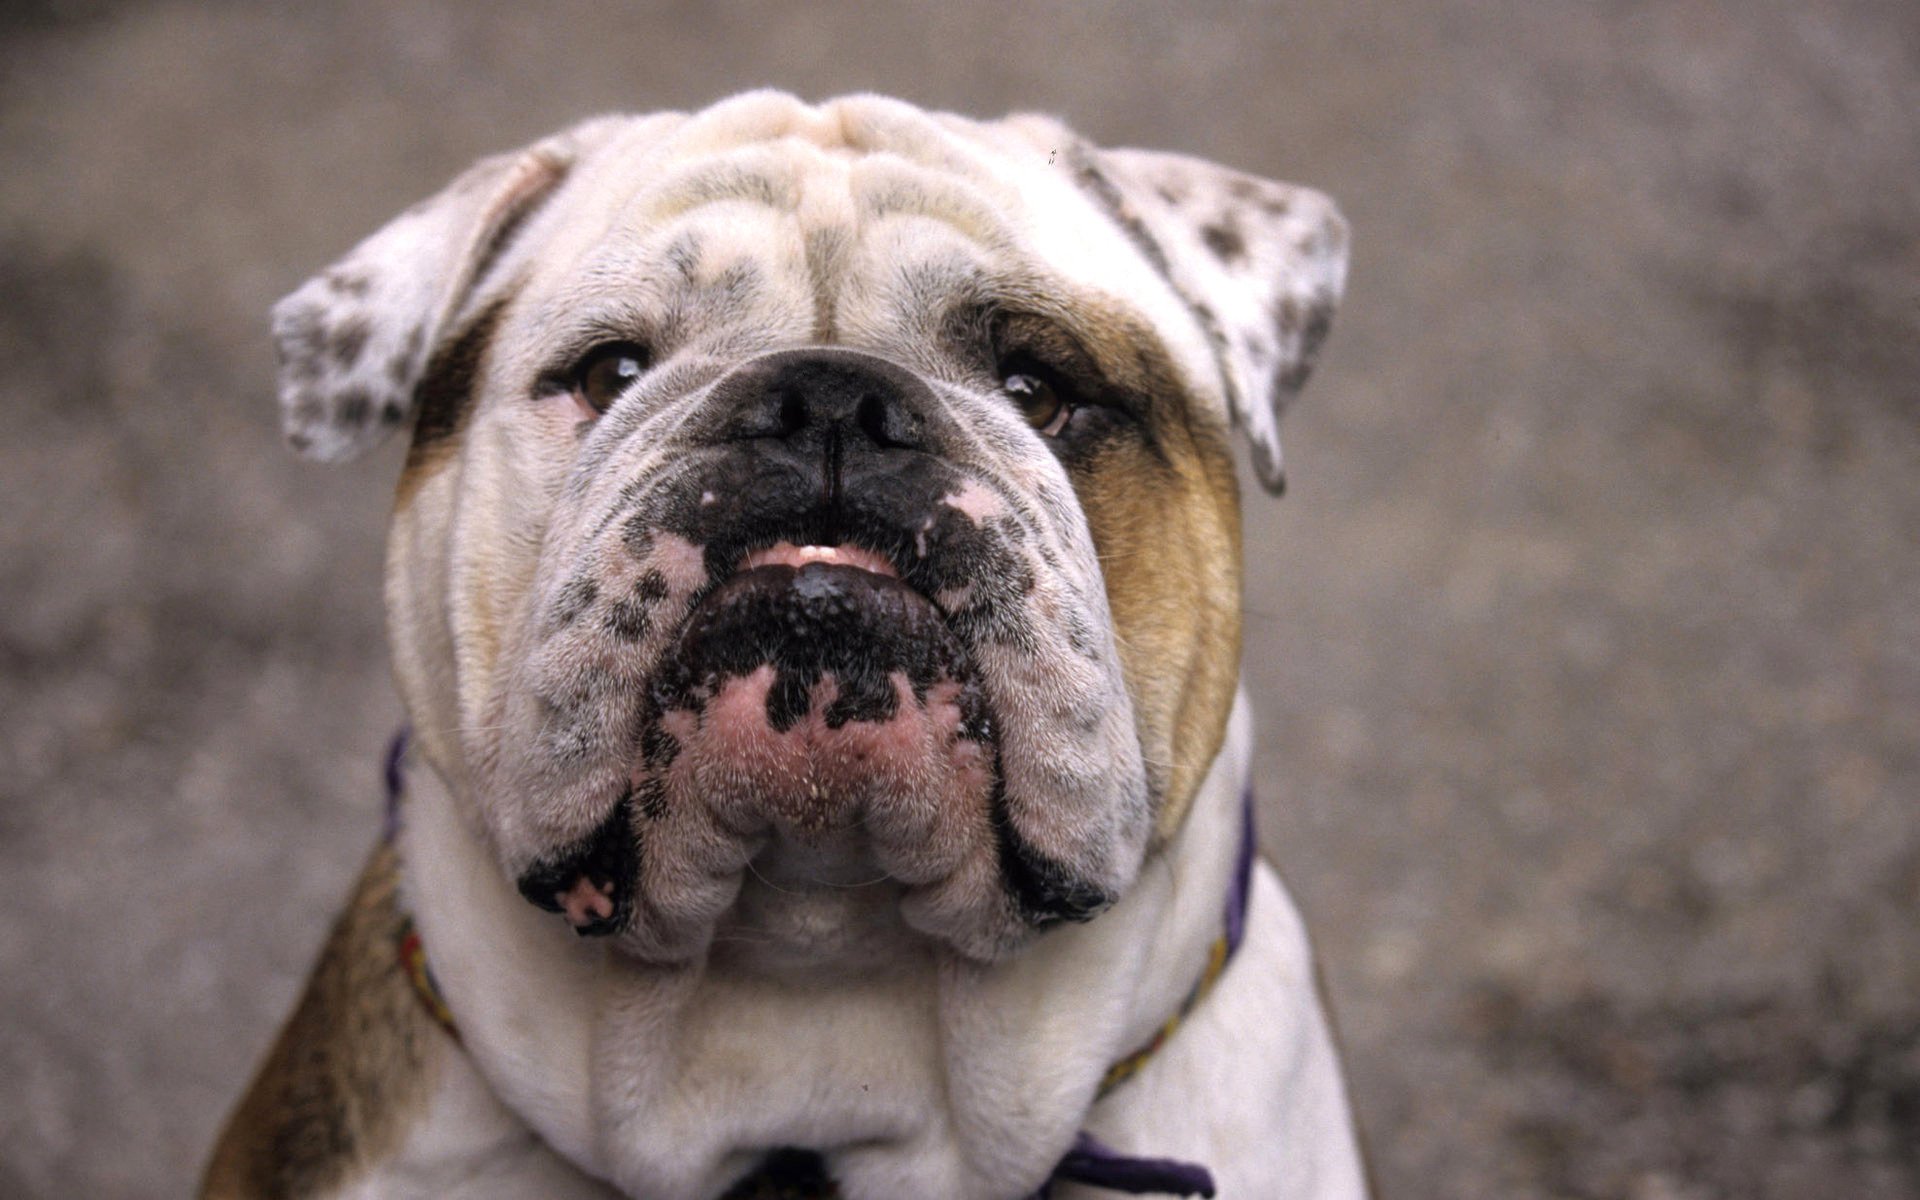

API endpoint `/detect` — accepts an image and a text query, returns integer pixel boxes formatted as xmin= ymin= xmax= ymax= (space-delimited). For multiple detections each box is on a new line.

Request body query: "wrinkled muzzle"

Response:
xmin=484 ymin=348 xmax=1148 ymax=963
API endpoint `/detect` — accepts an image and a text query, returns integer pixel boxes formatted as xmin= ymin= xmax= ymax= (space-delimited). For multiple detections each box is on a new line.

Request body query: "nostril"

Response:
xmin=777 ymin=388 xmax=808 ymax=438
xmin=857 ymin=391 xmax=908 ymax=449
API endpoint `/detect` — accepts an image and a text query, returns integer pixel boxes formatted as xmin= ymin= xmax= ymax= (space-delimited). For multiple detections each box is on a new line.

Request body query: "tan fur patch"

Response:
xmin=1063 ymin=303 xmax=1243 ymax=840
xmin=201 ymin=843 xmax=447 ymax=1199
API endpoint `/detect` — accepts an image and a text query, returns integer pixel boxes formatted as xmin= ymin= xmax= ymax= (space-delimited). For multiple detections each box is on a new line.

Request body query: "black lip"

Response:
xmin=514 ymin=789 xmax=637 ymax=939
xmin=631 ymin=439 xmax=1023 ymax=620
xmin=654 ymin=561 xmax=984 ymax=735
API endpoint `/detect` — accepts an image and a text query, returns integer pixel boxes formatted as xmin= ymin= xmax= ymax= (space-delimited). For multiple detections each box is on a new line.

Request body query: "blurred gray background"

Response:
xmin=2 ymin=2 xmax=1916 ymax=1196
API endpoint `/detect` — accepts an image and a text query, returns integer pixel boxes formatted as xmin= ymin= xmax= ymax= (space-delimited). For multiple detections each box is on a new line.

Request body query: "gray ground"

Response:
xmin=2 ymin=2 xmax=1916 ymax=1197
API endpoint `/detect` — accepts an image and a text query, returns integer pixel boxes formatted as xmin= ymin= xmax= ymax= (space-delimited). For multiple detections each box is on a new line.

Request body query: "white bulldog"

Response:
xmin=204 ymin=92 xmax=1367 ymax=1200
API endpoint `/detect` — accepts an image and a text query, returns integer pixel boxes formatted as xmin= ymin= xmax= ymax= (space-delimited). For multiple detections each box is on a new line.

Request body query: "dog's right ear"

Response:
xmin=272 ymin=117 xmax=627 ymax=461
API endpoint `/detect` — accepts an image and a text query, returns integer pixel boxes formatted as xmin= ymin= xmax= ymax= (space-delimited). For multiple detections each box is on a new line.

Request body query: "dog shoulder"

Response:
xmin=201 ymin=842 xmax=450 ymax=1199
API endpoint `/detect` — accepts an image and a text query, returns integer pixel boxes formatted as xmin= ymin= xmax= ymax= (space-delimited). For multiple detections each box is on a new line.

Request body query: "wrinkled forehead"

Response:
xmin=508 ymin=95 xmax=1222 ymax=401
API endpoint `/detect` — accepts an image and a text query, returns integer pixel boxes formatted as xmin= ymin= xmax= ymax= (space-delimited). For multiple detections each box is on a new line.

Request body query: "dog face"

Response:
xmin=275 ymin=93 xmax=1345 ymax=964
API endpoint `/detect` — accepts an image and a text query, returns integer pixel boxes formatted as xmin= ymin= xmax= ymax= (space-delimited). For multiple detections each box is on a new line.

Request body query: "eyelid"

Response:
xmin=533 ymin=323 xmax=657 ymax=395
xmin=990 ymin=310 xmax=1099 ymax=378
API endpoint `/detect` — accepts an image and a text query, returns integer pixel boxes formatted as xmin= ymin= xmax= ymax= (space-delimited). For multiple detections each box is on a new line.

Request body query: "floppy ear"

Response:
xmin=1088 ymin=147 xmax=1348 ymax=494
xmin=272 ymin=117 xmax=624 ymax=461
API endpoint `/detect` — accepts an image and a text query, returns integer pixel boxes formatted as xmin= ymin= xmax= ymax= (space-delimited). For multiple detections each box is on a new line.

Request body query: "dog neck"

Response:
xmin=397 ymin=691 xmax=1255 ymax=1199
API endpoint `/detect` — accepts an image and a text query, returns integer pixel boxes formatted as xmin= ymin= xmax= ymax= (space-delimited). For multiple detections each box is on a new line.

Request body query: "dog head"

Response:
xmin=275 ymin=92 xmax=1345 ymax=965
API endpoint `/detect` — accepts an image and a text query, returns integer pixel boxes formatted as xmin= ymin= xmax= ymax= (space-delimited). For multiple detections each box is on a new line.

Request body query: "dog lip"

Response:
xmin=739 ymin=541 xmax=899 ymax=579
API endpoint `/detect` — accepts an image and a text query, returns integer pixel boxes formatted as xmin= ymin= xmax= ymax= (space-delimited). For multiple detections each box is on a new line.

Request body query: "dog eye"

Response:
xmin=571 ymin=342 xmax=652 ymax=414
xmin=1000 ymin=367 xmax=1073 ymax=437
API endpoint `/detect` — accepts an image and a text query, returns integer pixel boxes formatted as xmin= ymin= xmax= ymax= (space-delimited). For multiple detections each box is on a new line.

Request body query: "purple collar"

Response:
xmin=383 ymin=730 xmax=1250 ymax=1199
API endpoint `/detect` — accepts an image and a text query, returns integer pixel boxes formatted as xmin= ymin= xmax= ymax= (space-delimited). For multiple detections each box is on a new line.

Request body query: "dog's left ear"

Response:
xmin=1085 ymin=147 xmax=1349 ymax=494
xmin=271 ymin=116 xmax=629 ymax=461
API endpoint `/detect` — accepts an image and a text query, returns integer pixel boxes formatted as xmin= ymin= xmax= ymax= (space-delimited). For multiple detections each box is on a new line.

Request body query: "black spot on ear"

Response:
xmin=277 ymin=309 xmax=328 ymax=381
xmin=1186 ymin=300 xmax=1236 ymax=400
xmin=328 ymin=316 xmax=371 ymax=367
xmin=1300 ymin=298 xmax=1335 ymax=359
xmin=334 ymin=389 xmax=372 ymax=427
xmin=1070 ymin=150 xmax=1175 ymax=281
xmin=1275 ymin=358 xmax=1312 ymax=395
xmin=1273 ymin=295 xmax=1337 ymax=396
xmin=407 ymin=300 xmax=506 ymax=466
xmin=324 ymin=269 xmax=372 ymax=297
xmin=1201 ymin=215 xmax=1246 ymax=264
xmin=287 ymin=360 xmax=324 ymax=385
xmin=1274 ymin=295 xmax=1303 ymax=338
xmin=470 ymin=159 xmax=574 ymax=287
xmin=386 ymin=329 xmax=426 ymax=387
xmin=379 ymin=399 xmax=406 ymax=425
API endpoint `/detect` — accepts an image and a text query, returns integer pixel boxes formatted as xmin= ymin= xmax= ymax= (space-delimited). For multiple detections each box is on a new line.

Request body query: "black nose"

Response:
xmin=712 ymin=348 xmax=935 ymax=462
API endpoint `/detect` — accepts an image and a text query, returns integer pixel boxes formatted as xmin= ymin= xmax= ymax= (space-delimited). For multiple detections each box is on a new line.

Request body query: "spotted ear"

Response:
xmin=272 ymin=117 xmax=625 ymax=461
xmin=1090 ymin=147 xmax=1348 ymax=494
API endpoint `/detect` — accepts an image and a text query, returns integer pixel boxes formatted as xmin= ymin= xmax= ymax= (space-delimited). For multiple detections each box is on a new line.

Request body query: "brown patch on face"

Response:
xmin=1057 ymin=301 xmax=1244 ymax=840
xmin=201 ymin=842 xmax=446 ymax=1198
xmin=393 ymin=300 xmax=506 ymax=505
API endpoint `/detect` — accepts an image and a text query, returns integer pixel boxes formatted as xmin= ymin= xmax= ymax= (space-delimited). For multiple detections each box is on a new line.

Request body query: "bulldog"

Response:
xmin=203 ymin=92 xmax=1366 ymax=1199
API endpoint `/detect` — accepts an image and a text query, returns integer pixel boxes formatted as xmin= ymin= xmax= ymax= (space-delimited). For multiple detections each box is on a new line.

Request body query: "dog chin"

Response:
xmin=515 ymin=541 xmax=1037 ymax=965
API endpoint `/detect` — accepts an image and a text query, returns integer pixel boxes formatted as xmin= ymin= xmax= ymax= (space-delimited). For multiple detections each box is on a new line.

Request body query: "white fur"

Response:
xmin=389 ymin=694 xmax=1365 ymax=1197
xmin=277 ymin=92 xmax=1363 ymax=1198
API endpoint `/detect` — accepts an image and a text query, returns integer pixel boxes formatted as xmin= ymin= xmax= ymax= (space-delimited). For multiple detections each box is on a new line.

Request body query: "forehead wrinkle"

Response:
xmin=531 ymin=198 xmax=807 ymax=348
xmin=625 ymin=155 xmax=802 ymax=227
xmin=852 ymin=161 xmax=1021 ymax=257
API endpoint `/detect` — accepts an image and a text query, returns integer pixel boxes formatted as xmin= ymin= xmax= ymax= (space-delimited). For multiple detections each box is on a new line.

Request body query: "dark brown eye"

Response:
xmin=572 ymin=342 xmax=651 ymax=414
xmin=1002 ymin=371 xmax=1072 ymax=437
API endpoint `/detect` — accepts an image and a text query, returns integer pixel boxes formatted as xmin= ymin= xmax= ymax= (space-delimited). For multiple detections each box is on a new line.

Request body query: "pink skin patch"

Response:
xmin=941 ymin=478 xmax=1004 ymax=524
xmin=558 ymin=876 xmax=616 ymax=928
xmin=660 ymin=663 xmax=990 ymax=851
xmin=539 ymin=390 xmax=599 ymax=425
xmin=649 ymin=532 xmax=710 ymax=594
